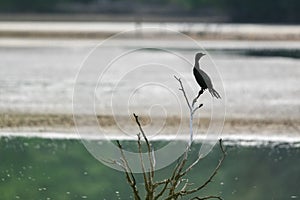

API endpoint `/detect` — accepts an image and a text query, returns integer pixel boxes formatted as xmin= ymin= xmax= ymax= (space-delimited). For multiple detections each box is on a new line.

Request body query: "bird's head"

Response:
xmin=195 ymin=52 xmax=206 ymax=61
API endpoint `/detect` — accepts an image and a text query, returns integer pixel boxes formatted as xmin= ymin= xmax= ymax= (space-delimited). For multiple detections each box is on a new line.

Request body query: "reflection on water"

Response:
xmin=0 ymin=137 xmax=299 ymax=200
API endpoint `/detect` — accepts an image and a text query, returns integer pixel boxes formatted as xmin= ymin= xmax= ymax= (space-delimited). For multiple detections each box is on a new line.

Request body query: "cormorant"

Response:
xmin=193 ymin=52 xmax=221 ymax=99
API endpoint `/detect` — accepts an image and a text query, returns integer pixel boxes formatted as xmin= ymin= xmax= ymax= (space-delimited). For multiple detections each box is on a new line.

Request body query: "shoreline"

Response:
xmin=0 ymin=21 xmax=299 ymax=40
xmin=1 ymin=113 xmax=299 ymax=136
xmin=1 ymin=131 xmax=300 ymax=148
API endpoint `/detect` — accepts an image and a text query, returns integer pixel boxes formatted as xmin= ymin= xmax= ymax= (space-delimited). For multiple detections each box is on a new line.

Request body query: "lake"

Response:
xmin=0 ymin=137 xmax=299 ymax=199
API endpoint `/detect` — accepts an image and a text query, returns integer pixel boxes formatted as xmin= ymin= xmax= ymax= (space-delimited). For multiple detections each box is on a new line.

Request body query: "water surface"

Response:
xmin=1 ymin=137 xmax=299 ymax=200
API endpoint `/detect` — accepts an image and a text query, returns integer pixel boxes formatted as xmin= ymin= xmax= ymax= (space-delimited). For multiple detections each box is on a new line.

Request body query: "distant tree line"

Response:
xmin=0 ymin=0 xmax=299 ymax=23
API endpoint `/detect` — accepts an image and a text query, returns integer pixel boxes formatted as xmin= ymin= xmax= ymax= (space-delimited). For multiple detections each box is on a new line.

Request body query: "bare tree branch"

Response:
xmin=166 ymin=76 xmax=207 ymax=198
xmin=137 ymin=133 xmax=150 ymax=194
xmin=174 ymin=75 xmax=204 ymax=146
xmin=164 ymin=139 xmax=226 ymax=200
xmin=116 ymin=141 xmax=141 ymax=200
xmin=114 ymin=75 xmax=225 ymax=200
xmin=180 ymin=154 xmax=203 ymax=178
xmin=154 ymin=179 xmax=170 ymax=200
xmin=174 ymin=75 xmax=192 ymax=111
xmin=190 ymin=195 xmax=223 ymax=200
xmin=181 ymin=139 xmax=226 ymax=196
xmin=180 ymin=179 xmax=192 ymax=192
xmin=167 ymin=145 xmax=189 ymax=196
xmin=133 ymin=113 xmax=155 ymax=199
xmin=133 ymin=113 xmax=155 ymax=176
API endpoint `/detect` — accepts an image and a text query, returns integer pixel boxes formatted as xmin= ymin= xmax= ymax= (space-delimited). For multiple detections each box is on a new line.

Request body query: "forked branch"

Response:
xmin=133 ymin=113 xmax=155 ymax=185
xmin=114 ymin=75 xmax=226 ymax=200
xmin=174 ymin=75 xmax=204 ymax=146
xmin=174 ymin=75 xmax=192 ymax=111
xmin=165 ymin=139 xmax=226 ymax=200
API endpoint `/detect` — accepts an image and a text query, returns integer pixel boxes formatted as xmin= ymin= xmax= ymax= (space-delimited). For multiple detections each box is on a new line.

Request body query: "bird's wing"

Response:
xmin=198 ymin=69 xmax=213 ymax=88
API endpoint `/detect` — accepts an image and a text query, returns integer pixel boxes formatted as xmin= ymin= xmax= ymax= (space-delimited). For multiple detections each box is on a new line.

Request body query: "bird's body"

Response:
xmin=193 ymin=67 xmax=212 ymax=90
xmin=193 ymin=53 xmax=221 ymax=99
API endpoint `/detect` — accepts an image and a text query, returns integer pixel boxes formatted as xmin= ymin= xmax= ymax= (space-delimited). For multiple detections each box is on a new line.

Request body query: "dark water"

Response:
xmin=0 ymin=137 xmax=300 ymax=200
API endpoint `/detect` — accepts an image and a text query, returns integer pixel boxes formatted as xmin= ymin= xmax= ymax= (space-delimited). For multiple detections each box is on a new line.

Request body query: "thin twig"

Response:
xmin=151 ymin=149 xmax=156 ymax=168
xmin=174 ymin=75 xmax=203 ymax=146
xmin=116 ymin=141 xmax=141 ymax=200
xmin=165 ymin=139 xmax=226 ymax=200
xmin=154 ymin=179 xmax=169 ymax=186
xmin=154 ymin=179 xmax=170 ymax=200
xmin=182 ymin=139 xmax=226 ymax=195
xmin=174 ymin=75 xmax=192 ymax=111
xmin=180 ymin=154 xmax=202 ymax=178
xmin=180 ymin=179 xmax=192 ymax=192
xmin=133 ymin=113 xmax=155 ymax=199
xmin=168 ymin=145 xmax=189 ymax=196
xmin=133 ymin=113 xmax=155 ymax=176
xmin=170 ymin=154 xmax=185 ymax=181
xmin=190 ymin=195 xmax=223 ymax=200
xmin=137 ymin=133 xmax=150 ymax=194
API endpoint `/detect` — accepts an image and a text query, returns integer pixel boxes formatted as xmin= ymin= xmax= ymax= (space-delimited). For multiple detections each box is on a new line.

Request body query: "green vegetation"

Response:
xmin=243 ymin=49 xmax=300 ymax=59
xmin=0 ymin=0 xmax=299 ymax=23
xmin=0 ymin=137 xmax=299 ymax=199
xmin=0 ymin=0 xmax=92 ymax=12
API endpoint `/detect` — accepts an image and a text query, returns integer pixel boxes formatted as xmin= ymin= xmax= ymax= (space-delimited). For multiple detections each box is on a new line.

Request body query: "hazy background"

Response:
xmin=0 ymin=0 xmax=299 ymax=23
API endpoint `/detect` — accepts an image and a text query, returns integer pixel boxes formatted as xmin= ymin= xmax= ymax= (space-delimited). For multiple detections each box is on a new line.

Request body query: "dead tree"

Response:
xmin=113 ymin=76 xmax=226 ymax=200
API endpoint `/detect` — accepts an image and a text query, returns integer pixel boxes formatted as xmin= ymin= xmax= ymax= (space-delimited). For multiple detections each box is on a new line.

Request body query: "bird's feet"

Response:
xmin=192 ymin=89 xmax=203 ymax=107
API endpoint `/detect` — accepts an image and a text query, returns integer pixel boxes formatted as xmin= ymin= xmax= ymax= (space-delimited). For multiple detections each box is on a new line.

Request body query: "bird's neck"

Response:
xmin=194 ymin=58 xmax=200 ymax=69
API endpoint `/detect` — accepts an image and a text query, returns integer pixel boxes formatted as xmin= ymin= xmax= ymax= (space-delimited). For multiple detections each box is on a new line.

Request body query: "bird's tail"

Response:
xmin=209 ymin=88 xmax=221 ymax=99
